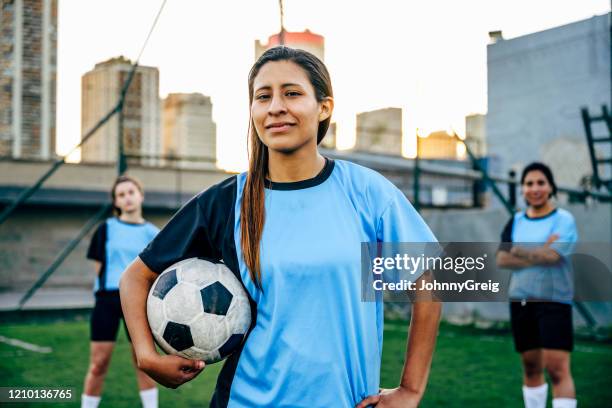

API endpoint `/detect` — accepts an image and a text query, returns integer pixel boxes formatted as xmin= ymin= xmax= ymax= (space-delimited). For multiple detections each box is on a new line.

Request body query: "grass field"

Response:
xmin=1 ymin=318 xmax=611 ymax=407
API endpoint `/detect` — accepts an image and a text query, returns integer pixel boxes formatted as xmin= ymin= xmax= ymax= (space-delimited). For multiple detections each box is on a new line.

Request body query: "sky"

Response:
xmin=56 ymin=0 xmax=610 ymax=171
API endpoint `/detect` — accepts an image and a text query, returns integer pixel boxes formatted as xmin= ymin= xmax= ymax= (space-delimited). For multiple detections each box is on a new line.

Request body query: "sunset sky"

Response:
xmin=55 ymin=0 xmax=610 ymax=170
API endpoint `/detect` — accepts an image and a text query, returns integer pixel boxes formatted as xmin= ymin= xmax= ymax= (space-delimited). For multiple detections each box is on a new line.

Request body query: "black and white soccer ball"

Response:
xmin=147 ymin=258 xmax=251 ymax=364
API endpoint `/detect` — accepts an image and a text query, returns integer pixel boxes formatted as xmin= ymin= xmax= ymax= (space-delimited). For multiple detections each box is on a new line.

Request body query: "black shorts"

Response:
xmin=90 ymin=291 xmax=131 ymax=342
xmin=510 ymin=301 xmax=573 ymax=352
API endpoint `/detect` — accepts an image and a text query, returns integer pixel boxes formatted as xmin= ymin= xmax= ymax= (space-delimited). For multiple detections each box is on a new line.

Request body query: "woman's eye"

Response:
xmin=286 ymin=91 xmax=300 ymax=97
xmin=256 ymin=94 xmax=270 ymax=100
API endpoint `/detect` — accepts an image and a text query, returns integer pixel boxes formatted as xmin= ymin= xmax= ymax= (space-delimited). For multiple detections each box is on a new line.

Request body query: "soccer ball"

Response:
xmin=147 ymin=258 xmax=251 ymax=364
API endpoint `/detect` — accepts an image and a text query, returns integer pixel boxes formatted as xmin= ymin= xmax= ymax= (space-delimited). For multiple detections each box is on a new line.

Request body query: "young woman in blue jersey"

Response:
xmin=120 ymin=46 xmax=441 ymax=408
xmin=81 ymin=175 xmax=160 ymax=408
xmin=496 ymin=163 xmax=578 ymax=408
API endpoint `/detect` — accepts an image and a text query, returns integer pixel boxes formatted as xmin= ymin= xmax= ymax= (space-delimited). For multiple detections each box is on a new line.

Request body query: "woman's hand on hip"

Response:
xmin=355 ymin=387 xmax=421 ymax=408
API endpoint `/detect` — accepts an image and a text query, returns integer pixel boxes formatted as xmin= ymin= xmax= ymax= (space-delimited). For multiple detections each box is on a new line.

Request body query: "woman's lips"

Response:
xmin=267 ymin=123 xmax=295 ymax=133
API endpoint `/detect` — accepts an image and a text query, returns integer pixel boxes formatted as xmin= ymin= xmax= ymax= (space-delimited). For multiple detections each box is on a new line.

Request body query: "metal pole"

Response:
xmin=508 ymin=170 xmax=517 ymax=209
xmin=278 ymin=0 xmax=285 ymax=45
xmin=413 ymin=132 xmax=421 ymax=211
xmin=117 ymin=100 xmax=127 ymax=175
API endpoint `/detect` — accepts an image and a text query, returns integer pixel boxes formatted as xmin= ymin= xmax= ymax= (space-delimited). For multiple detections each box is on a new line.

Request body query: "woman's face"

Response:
xmin=522 ymin=170 xmax=552 ymax=208
xmin=250 ymin=60 xmax=331 ymax=154
xmin=113 ymin=181 xmax=143 ymax=214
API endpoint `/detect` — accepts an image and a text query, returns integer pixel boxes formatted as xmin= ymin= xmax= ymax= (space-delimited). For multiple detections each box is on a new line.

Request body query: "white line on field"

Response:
xmin=0 ymin=335 xmax=52 ymax=353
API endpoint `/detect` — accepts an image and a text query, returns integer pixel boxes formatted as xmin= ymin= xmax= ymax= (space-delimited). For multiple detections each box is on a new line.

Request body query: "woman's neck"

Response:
xmin=267 ymin=149 xmax=326 ymax=183
xmin=527 ymin=201 xmax=555 ymax=218
xmin=119 ymin=211 xmax=144 ymax=224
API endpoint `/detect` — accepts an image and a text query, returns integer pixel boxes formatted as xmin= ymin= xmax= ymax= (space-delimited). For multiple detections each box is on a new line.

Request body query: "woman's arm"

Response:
xmin=398 ymin=300 xmax=441 ymax=395
xmin=509 ymin=246 xmax=561 ymax=265
xmin=496 ymin=250 xmax=533 ymax=269
xmin=119 ymin=257 xmax=205 ymax=388
xmin=92 ymin=261 xmax=102 ymax=275
xmin=507 ymin=233 xmax=561 ymax=266
xmin=356 ymin=277 xmax=441 ymax=408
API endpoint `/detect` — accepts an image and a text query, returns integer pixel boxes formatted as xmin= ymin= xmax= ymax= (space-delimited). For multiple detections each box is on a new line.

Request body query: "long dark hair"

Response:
xmin=241 ymin=46 xmax=333 ymax=289
xmin=111 ymin=175 xmax=144 ymax=216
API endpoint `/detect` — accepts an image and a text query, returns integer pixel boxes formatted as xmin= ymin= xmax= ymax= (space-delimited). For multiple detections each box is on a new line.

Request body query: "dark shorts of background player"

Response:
xmin=91 ymin=290 xmax=131 ymax=342
xmin=510 ymin=300 xmax=573 ymax=353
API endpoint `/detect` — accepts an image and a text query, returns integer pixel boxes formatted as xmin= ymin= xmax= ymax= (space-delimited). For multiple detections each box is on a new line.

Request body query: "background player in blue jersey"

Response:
xmin=496 ymin=163 xmax=578 ymax=408
xmin=120 ymin=47 xmax=441 ymax=408
xmin=81 ymin=175 xmax=160 ymax=408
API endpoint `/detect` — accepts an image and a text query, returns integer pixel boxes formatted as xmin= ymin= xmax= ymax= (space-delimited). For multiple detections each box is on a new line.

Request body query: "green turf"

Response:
xmin=1 ymin=319 xmax=610 ymax=407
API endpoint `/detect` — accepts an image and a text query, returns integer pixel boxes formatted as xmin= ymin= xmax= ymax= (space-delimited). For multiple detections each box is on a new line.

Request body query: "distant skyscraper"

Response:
xmin=0 ymin=0 xmax=58 ymax=160
xmin=355 ymin=108 xmax=402 ymax=156
xmin=81 ymin=57 xmax=161 ymax=166
xmin=162 ymin=93 xmax=216 ymax=169
xmin=255 ymin=29 xmax=325 ymax=61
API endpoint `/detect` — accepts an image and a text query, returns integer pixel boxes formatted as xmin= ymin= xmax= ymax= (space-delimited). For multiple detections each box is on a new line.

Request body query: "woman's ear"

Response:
xmin=319 ymin=97 xmax=334 ymax=122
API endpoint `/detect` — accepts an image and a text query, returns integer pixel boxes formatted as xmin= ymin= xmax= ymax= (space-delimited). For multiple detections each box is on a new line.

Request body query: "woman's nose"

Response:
xmin=268 ymin=95 xmax=287 ymax=115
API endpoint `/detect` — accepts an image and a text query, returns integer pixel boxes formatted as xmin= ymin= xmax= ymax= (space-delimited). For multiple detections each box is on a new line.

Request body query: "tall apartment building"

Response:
xmin=255 ymin=29 xmax=325 ymax=61
xmin=355 ymin=107 xmax=402 ymax=156
xmin=0 ymin=0 xmax=57 ymax=160
xmin=81 ymin=56 xmax=161 ymax=166
xmin=162 ymin=93 xmax=216 ymax=169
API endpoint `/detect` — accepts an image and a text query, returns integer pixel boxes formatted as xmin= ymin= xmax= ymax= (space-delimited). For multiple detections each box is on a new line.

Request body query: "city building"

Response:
xmin=418 ymin=130 xmax=461 ymax=160
xmin=486 ymin=13 xmax=610 ymax=186
xmin=355 ymin=107 xmax=402 ymax=156
xmin=162 ymin=93 xmax=216 ymax=169
xmin=320 ymin=122 xmax=336 ymax=149
xmin=81 ymin=56 xmax=161 ymax=166
xmin=0 ymin=0 xmax=57 ymax=160
xmin=465 ymin=113 xmax=486 ymax=157
xmin=255 ymin=29 xmax=324 ymax=61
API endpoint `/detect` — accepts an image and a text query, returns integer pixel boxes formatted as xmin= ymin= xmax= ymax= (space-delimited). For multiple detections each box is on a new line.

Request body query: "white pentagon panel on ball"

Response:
xmin=146 ymin=294 xmax=165 ymax=333
xmin=163 ymin=282 xmax=202 ymax=324
xmin=180 ymin=259 xmax=221 ymax=287
xmin=180 ymin=346 xmax=218 ymax=362
xmin=172 ymin=257 xmax=197 ymax=272
xmin=199 ymin=314 xmax=230 ymax=351
xmin=227 ymin=298 xmax=251 ymax=333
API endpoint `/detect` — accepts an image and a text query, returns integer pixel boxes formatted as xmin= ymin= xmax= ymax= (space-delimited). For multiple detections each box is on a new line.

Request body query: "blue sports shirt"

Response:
xmin=500 ymin=208 xmax=578 ymax=303
xmin=87 ymin=217 xmax=159 ymax=292
xmin=139 ymin=158 xmax=437 ymax=407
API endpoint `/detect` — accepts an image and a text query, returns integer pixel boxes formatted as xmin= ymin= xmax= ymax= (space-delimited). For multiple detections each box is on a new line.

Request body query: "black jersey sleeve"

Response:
xmin=87 ymin=221 xmax=107 ymax=262
xmin=138 ymin=176 xmax=237 ymax=274
xmin=498 ymin=216 xmax=514 ymax=252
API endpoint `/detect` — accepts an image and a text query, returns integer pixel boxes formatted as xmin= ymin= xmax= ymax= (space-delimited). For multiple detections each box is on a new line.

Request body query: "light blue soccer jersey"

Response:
xmin=140 ymin=158 xmax=438 ymax=407
xmin=88 ymin=217 xmax=159 ymax=292
xmin=501 ymin=208 xmax=578 ymax=303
